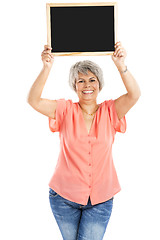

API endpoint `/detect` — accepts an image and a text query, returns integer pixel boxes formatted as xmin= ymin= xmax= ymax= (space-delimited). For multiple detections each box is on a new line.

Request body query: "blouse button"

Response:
xmin=89 ymin=186 xmax=91 ymax=188
xmin=89 ymin=163 xmax=91 ymax=166
xmin=88 ymin=152 xmax=91 ymax=154
xmin=89 ymin=174 xmax=91 ymax=177
xmin=88 ymin=141 xmax=91 ymax=144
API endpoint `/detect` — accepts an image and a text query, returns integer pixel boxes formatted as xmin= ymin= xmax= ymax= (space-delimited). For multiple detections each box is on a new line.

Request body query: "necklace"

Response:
xmin=78 ymin=103 xmax=100 ymax=116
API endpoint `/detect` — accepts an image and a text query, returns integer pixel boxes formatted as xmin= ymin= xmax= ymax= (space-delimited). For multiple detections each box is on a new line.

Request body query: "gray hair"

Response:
xmin=68 ymin=60 xmax=104 ymax=92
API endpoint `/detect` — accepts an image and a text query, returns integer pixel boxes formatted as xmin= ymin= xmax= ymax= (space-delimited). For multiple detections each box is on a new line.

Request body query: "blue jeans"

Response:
xmin=49 ymin=188 xmax=113 ymax=240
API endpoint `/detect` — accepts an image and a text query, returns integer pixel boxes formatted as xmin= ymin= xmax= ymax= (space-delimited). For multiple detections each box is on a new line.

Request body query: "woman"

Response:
xmin=27 ymin=42 xmax=141 ymax=240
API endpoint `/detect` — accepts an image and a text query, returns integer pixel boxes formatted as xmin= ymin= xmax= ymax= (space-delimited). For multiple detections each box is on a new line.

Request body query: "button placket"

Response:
xmin=88 ymin=138 xmax=91 ymax=155
xmin=87 ymin=137 xmax=93 ymax=190
xmin=88 ymin=140 xmax=92 ymax=165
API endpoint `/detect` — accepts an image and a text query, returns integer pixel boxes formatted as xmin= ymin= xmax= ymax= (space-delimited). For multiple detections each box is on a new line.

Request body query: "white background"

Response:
xmin=1 ymin=0 xmax=160 ymax=239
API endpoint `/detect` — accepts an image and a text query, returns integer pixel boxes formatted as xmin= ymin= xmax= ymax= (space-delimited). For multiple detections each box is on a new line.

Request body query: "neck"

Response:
xmin=78 ymin=100 xmax=99 ymax=115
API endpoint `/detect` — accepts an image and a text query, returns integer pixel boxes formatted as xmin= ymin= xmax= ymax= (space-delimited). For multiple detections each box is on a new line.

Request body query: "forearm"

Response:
xmin=117 ymin=64 xmax=141 ymax=99
xmin=27 ymin=66 xmax=51 ymax=104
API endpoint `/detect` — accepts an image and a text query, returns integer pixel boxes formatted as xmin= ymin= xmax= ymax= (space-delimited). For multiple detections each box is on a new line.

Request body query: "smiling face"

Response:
xmin=75 ymin=71 xmax=100 ymax=102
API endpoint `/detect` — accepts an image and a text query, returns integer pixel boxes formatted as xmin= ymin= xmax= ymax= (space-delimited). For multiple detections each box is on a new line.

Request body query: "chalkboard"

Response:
xmin=46 ymin=2 xmax=117 ymax=56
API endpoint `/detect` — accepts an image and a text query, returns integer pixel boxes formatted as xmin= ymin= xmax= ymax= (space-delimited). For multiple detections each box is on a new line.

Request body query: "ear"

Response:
xmin=75 ymin=80 xmax=78 ymax=91
xmin=98 ymin=80 xmax=100 ymax=90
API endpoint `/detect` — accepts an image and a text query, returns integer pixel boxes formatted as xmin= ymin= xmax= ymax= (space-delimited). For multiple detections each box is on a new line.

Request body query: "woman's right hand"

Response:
xmin=41 ymin=45 xmax=54 ymax=68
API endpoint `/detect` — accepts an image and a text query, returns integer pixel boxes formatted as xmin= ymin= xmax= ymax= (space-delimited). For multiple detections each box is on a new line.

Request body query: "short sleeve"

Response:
xmin=107 ymin=99 xmax=126 ymax=133
xmin=48 ymin=98 xmax=72 ymax=133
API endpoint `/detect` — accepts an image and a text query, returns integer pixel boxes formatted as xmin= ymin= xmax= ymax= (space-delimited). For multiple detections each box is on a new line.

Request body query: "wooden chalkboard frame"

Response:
xmin=46 ymin=2 xmax=117 ymax=56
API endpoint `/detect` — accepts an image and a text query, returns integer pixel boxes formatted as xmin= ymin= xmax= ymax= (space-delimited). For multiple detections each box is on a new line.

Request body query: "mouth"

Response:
xmin=82 ymin=90 xmax=94 ymax=94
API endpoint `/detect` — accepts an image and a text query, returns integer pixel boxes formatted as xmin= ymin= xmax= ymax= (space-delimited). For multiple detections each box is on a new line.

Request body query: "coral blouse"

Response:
xmin=48 ymin=99 xmax=126 ymax=205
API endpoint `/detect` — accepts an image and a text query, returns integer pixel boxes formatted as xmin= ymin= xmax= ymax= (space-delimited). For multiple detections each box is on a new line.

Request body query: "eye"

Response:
xmin=78 ymin=80 xmax=83 ymax=83
xmin=90 ymin=79 xmax=95 ymax=82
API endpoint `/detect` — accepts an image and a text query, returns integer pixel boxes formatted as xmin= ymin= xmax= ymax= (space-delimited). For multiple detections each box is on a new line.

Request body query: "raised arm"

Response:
xmin=111 ymin=41 xmax=141 ymax=120
xmin=27 ymin=45 xmax=57 ymax=119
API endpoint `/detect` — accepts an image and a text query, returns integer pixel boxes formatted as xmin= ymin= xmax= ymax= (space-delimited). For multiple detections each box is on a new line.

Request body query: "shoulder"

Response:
xmin=100 ymin=99 xmax=114 ymax=109
xmin=56 ymin=98 xmax=73 ymax=109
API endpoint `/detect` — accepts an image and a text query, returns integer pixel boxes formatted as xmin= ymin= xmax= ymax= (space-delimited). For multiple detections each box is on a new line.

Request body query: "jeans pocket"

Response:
xmin=49 ymin=188 xmax=59 ymax=198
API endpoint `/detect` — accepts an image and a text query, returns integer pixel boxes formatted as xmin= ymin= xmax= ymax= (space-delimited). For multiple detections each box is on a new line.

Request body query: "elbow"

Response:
xmin=134 ymin=92 xmax=141 ymax=101
xmin=27 ymin=91 xmax=32 ymax=105
xmin=127 ymin=91 xmax=141 ymax=106
xmin=133 ymin=94 xmax=141 ymax=103
xmin=27 ymin=99 xmax=35 ymax=110
xmin=136 ymin=89 xmax=141 ymax=101
xmin=135 ymin=94 xmax=141 ymax=104
xmin=128 ymin=89 xmax=141 ymax=102
xmin=27 ymin=94 xmax=31 ymax=105
xmin=27 ymin=95 xmax=31 ymax=104
xmin=136 ymin=86 xmax=141 ymax=99
xmin=27 ymin=95 xmax=33 ymax=106
xmin=27 ymin=95 xmax=39 ymax=109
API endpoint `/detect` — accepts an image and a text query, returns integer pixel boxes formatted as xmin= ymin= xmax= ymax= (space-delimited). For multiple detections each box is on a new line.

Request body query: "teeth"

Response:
xmin=82 ymin=90 xmax=93 ymax=93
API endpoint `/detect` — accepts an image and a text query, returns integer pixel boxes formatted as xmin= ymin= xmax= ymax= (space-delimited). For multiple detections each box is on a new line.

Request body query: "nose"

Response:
xmin=84 ymin=81 xmax=91 ymax=88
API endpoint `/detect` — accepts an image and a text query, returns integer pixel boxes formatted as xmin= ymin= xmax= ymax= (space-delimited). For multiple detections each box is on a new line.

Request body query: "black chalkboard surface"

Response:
xmin=46 ymin=3 xmax=117 ymax=56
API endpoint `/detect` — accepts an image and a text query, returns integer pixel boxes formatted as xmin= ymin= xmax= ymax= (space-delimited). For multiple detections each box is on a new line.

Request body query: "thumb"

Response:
xmin=111 ymin=54 xmax=117 ymax=61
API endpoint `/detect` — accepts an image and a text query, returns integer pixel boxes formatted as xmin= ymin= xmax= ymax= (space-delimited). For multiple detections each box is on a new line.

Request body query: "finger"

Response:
xmin=113 ymin=48 xmax=121 ymax=57
xmin=118 ymin=52 xmax=124 ymax=57
xmin=44 ymin=45 xmax=52 ymax=51
xmin=43 ymin=57 xmax=52 ymax=63
xmin=117 ymin=48 xmax=126 ymax=57
xmin=114 ymin=41 xmax=121 ymax=49
xmin=115 ymin=46 xmax=123 ymax=55
xmin=114 ymin=45 xmax=123 ymax=53
xmin=42 ymin=53 xmax=52 ymax=59
xmin=42 ymin=50 xmax=52 ymax=55
xmin=42 ymin=54 xmax=52 ymax=62
xmin=41 ymin=51 xmax=53 ymax=59
xmin=113 ymin=50 xmax=124 ymax=58
xmin=116 ymin=48 xmax=124 ymax=56
xmin=44 ymin=44 xmax=52 ymax=49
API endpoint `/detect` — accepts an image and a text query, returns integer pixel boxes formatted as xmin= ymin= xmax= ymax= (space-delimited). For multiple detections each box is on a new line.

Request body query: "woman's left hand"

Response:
xmin=112 ymin=41 xmax=127 ymax=70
